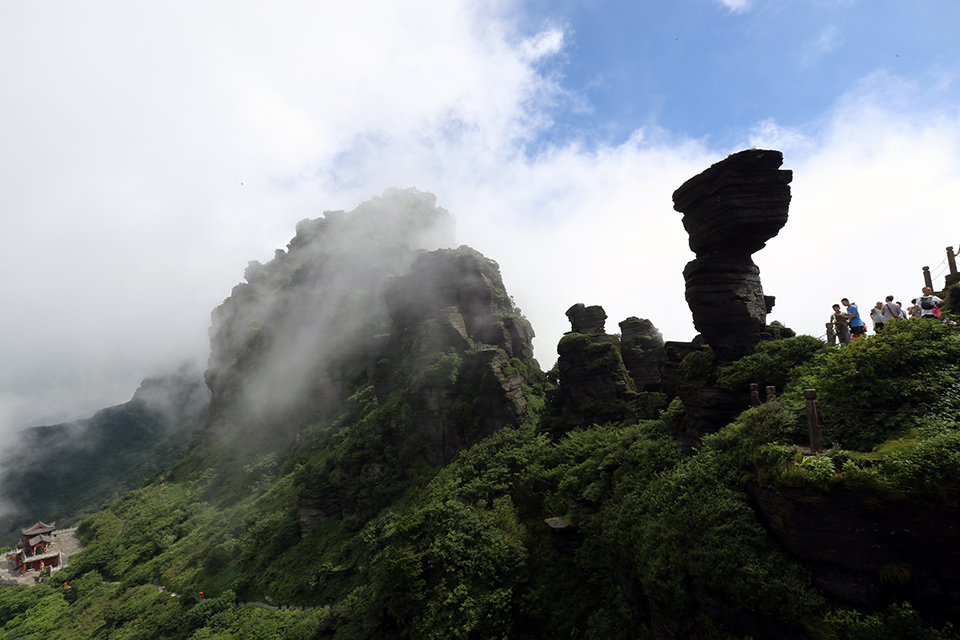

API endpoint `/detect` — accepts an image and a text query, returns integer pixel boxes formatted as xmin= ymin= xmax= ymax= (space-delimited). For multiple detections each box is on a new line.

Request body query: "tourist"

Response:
xmin=841 ymin=298 xmax=866 ymax=339
xmin=881 ymin=296 xmax=901 ymax=323
xmin=831 ymin=304 xmax=850 ymax=345
xmin=916 ymin=287 xmax=944 ymax=319
xmin=870 ymin=301 xmax=885 ymax=332
xmin=896 ymin=302 xmax=909 ymax=319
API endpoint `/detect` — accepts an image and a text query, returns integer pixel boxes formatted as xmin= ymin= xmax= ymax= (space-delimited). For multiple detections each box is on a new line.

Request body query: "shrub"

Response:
xmin=717 ymin=335 xmax=832 ymax=393
xmin=797 ymin=320 xmax=960 ymax=450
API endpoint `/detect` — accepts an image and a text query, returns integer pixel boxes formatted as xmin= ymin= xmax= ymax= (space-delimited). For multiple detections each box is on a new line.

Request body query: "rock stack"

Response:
xmin=618 ymin=317 xmax=664 ymax=392
xmin=565 ymin=303 xmax=608 ymax=335
xmin=555 ymin=304 xmax=637 ymax=431
xmin=672 ymin=149 xmax=792 ymax=363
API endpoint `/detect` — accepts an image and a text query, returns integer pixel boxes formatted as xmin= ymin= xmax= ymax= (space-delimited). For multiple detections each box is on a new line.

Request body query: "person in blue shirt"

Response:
xmin=841 ymin=298 xmax=866 ymax=339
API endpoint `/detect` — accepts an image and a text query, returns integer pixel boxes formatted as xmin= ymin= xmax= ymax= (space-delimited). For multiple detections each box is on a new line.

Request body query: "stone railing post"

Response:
xmin=924 ymin=265 xmax=933 ymax=290
xmin=947 ymin=246 xmax=959 ymax=287
xmin=805 ymin=389 xmax=823 ymax=452
xmin=766 ymin=385 xmax=777 ymax=403
xmin=825 ymin=322 xmax=836 ymax=346
xmin=750 ymin=383 xmax=761 ymax=406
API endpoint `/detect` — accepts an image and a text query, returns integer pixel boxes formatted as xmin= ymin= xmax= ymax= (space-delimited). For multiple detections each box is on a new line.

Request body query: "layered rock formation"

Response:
xmin=378 ymin=247 xmax=535 ymax=466
xmin=618 ymin=316 xmax=664 ymax=392
xmin=549 ymin=304 xmax=670 ymax=432
xmin=673 ymin=149 xmax=792 ymax=363
xmin=565 ymin=303 xmax=608 ymax=335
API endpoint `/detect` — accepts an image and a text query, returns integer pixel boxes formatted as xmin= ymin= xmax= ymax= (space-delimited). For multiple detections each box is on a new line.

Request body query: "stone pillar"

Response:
xmin=672 ymin=149 xmax=792 ymax=363
xmin=923 ymin=266 xmax=933 ymax=291
xmin=946 ymin=247 xmax=959 ymax=287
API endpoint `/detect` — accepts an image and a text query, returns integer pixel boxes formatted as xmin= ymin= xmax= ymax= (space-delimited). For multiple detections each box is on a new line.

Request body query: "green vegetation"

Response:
xmin=4 ymin=311 xmax=960 ymax=637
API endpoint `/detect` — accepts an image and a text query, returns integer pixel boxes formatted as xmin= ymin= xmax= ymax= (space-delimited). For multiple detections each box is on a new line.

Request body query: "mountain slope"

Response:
xmin=0 ymin=365 xmax=209 ymax=545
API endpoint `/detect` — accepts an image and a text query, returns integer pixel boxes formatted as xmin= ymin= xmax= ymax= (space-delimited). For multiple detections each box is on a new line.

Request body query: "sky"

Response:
xmin=2 ymin=0 xmax=960 ymax=432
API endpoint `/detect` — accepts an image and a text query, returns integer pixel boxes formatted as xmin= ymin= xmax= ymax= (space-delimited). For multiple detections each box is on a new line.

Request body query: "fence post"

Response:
xmin=750 ymin=383 xmax=761 ymax=406
xmin=766 ymin=386 xmax=777 ymax=403
xmin=923 ymin=265 xmax=933 ymax=290
xmin=805 ymin=389 xmax=822 ymax=452
xmin=947 ymin=246 xmax=959 ymax=287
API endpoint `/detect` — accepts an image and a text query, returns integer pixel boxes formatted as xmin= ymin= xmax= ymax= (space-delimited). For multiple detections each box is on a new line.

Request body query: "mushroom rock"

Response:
xmin=672 ymin=149 xmax=792 ymax=363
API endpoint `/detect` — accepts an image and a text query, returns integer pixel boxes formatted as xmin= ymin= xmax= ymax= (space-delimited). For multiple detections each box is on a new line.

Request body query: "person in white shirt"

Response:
xmin=916 ymin=287 xmax=943 ymax=319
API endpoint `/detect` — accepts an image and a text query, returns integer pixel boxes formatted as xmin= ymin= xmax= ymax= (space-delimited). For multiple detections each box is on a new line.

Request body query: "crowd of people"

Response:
xmin=827 ymin=287 xmax=950 ymax=345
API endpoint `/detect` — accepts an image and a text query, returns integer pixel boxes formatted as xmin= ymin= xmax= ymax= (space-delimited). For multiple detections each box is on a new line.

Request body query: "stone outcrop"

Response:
xmin=565 ymin=303 xmax=607 ymax=335
xmin=550 ymin=305 xmax=670 ymax=432
xmin=750 ymin=485 xmax=960 ymax=610
xmin=554 ymin=304 xmax=636 ymax=430
xmin=618 ymin=317 xmax=664 ymax=392
xmin=673 ymin=149 xmax=792 ymax=363
xmin=378 ymin=247 xmax=534 ymax=466
xmin=201 ymin=189 xmax=541 ymax=529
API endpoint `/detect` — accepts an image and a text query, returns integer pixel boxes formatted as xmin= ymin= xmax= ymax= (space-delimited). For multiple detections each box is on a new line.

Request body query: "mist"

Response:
xmin=0 ymin=362 xmax=209 ymax=538
xmin=203 ymin=189 xmax=457 ymax=445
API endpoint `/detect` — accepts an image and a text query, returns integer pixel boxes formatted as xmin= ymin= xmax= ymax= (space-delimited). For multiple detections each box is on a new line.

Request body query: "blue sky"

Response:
xmin=527 ymin=1 xmax=960 ymax=146
xmin=2 ymin=0 xmax=960 ymax=432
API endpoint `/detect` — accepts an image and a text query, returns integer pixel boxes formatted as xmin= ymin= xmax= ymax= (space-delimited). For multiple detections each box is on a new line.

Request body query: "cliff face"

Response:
xmin=379 ymin=247 xmax=534 ymax=466
xmin=203 ymin=188 xmax=458 ymax=442
xmin=199 ymin=188 xmax=538 ymax=516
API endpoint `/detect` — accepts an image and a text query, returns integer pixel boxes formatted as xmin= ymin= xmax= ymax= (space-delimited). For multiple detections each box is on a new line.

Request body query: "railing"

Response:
xmin=924 ymin=244 xmax=960 ymax=290
xmin=750 ymin=383 xmax=822 ymax=452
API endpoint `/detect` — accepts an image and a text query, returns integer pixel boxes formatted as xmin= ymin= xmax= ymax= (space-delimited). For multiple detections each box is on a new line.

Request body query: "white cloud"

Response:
xmin=755 ymin=77 xmax=960 ymax=343
xmin=748 ymin=119 xmax=813 ymax=155
xmin=717 ymin=0 xmax=751 ymax=14
xmin=801 ymin=25 xmax=844 ymax=67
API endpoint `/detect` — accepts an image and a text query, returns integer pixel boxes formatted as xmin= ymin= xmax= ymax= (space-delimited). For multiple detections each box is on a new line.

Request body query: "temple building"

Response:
xmin=6 ymin=521 xmax=62 ymax=575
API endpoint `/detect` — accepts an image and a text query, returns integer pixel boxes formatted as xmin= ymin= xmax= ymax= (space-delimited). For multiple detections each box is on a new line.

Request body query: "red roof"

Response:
xmin=21 ymin=521 xmax=56 ymax=536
